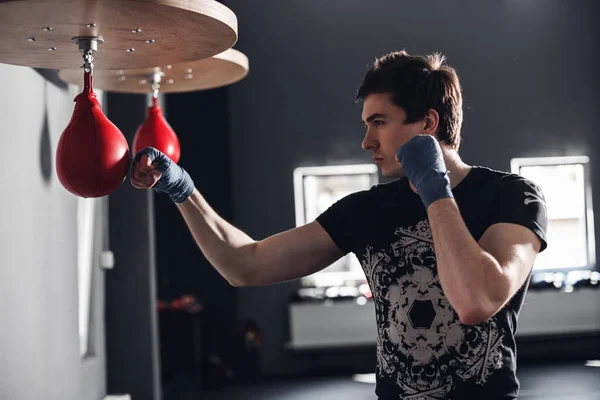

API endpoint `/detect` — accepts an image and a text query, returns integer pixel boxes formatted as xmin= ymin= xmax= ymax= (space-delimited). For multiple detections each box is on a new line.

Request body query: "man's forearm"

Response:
xmin=427 ymin=198 xmax=508 ymax=325
xmin=176 ymin=188 xmax=257 ymax=286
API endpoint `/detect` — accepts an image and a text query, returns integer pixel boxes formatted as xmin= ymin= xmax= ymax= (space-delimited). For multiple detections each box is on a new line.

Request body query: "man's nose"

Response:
xmin=361 ymin=129 xmax=378 ymax=151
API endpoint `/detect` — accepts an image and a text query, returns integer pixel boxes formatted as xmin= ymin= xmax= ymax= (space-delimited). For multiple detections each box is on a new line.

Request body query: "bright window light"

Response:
xmin=585 ymin=360 xmax=600 ymax=368
xmin=294 ymin=164 xmax=378 ymax=287
xmin=352 ymin=373 xmax=376 ymax=384
xmin=511 ymin=156 xmax=595 ymax=271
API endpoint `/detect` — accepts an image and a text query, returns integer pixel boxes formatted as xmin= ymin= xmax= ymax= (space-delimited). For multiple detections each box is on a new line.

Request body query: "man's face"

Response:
xmin=361 ymin=92 xmax=424 ymax=178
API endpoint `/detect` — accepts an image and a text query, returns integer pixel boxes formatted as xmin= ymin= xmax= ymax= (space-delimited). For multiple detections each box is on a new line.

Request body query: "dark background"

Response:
xmin=106 ymin=0 xmax=600 ymax=393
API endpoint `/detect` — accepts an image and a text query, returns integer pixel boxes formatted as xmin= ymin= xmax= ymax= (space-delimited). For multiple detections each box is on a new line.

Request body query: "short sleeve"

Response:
xmin=490 ymin=177 xmax=548 ymax=252
xmin=316 ymin=191 xmax=367 ymax=255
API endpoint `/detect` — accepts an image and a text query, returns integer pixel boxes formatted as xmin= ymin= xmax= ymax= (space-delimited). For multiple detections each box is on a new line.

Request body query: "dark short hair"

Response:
xmin=356 ymin=50 xmax=464 ymax=150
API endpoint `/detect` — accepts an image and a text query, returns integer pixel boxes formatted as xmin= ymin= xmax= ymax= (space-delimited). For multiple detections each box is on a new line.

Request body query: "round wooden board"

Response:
xmin=58 ymin=48 xmax=249 ymax=93
xmin=0 ymin=0 xmax=237 ymax=70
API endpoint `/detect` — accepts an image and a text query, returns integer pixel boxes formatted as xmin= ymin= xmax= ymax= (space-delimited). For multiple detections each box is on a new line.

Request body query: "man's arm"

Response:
xmin=427 ymin=198 xmax=541 ymax=325
xmin=130 ymin=147 xmax=344 ymax=287
xmin=396 ymin=135 xmax=545 ymax=326
xmin=177 ymin=189 xmax=345 ymax=286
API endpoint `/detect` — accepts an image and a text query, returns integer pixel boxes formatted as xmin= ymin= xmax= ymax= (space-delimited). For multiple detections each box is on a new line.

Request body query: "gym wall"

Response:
xmin=0 ymin=65 xmax=107 ymax=400
xmin=104 ymin=92 xmax=162 ymax=400
xmin=159 ymin=89 xmax=240 ymax=379
xmin=225 ymin=0 xmax=600 ymax=376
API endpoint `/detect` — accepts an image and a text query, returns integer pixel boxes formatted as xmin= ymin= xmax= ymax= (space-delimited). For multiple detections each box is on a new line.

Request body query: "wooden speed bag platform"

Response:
xmin=0 ymin=0 xmax=238 ymax=70
xmin=58 ymin=48 xmax=250 ymax=93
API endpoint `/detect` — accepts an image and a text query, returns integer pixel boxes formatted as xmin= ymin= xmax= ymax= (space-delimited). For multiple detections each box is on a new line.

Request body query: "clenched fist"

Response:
xmin=130 ymin=147 xmax=194 ymax=203
xmin=395 ymin=134 xmax=453 ymax=209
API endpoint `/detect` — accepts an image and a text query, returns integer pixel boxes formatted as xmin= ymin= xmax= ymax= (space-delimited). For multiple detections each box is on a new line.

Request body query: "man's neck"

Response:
xmin=443 ymin=147 xmax=472 ymax=189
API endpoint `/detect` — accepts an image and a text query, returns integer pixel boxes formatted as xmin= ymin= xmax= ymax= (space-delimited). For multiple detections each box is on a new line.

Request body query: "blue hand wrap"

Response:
xmin=396 ymin=135 xmax=453 ymax=209
xmin=134 ymin=147 xmax=194 ymax=203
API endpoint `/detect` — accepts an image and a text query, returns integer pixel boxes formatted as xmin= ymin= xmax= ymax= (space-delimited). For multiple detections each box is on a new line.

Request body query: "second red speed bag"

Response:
xmin=133 ymin=97 xmax=181 ymax=163
xmin=56 ymin=72 xmax=130 ymax=198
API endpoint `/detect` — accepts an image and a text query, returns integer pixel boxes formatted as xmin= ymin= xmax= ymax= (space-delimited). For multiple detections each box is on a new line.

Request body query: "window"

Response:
xmin=293 ymin=164 xmax=378 ymax=287
xmin=511 ymin=156 xmax=595 ymax=271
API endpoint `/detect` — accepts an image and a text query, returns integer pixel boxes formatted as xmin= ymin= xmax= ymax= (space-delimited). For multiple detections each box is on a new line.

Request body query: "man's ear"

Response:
xmin=422 ymin=109 xmax=440 ymax=139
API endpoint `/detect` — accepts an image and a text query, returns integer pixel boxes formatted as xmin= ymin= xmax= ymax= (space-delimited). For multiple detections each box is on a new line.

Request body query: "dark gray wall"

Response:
xmin=105 ymin=89 xmax=238 ymax=395
xmin=105 ymin=93 xmax=162 ymax=400
xmin=225 ymin=0 xmax=600 ymax=376
xmin=157 ymin=88 xmax=240 ymax=384
xmin=0 ymin=65 xmax=107 ymax=399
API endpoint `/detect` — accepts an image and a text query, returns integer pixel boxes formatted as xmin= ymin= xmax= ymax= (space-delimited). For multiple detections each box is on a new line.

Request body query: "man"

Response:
xmin=131 ymin=50 xmax=547 ymax=399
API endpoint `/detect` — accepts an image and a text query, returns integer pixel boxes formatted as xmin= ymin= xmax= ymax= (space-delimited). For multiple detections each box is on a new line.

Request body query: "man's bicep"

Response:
xmin=250 ymin=221 xmax=345 ymax=285
xmin=479 ymin=223 xmax=542 ymax=300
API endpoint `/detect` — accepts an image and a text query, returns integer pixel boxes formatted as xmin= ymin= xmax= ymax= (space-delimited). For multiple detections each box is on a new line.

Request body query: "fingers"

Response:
xmin=138 ymin=155 xmax=154 ymax=171
xmin=131 ymin=170 xmax=162 ymax=189
xmin=130 ymin=158 xmax=163 ymax=189
xmin=130 ymin=147 xmax=173 ymax=189
xmin=134 ymin=147 xmax=171 ymax=172
xmin=138 ymin=155 xmax=161 ymax=170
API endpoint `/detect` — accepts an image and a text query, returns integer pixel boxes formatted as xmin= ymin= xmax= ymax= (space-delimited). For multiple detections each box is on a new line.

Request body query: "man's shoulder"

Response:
xmin=344 ymin=179 xmax=404 ymax=201
xmin=467 ymin=166 xmax=546 ymax=212
xmin=469 ymin=166 xmax=536 ymax=189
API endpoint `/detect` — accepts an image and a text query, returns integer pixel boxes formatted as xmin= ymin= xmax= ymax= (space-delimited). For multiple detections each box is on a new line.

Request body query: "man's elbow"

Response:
xmin=458 ymin=309 xmax=493 ymax=326
xmin=458 ymin=280 xmax=511 ymax=326
xmin=457 ymin=300 xmax=502 ymax=326
xmin=226 ymin=267 xmax=257 ymax=287
xmin=227 ymin=271 xmax=252 ymax=287
xmin=227 ymin=277 xmax=245 ymax=287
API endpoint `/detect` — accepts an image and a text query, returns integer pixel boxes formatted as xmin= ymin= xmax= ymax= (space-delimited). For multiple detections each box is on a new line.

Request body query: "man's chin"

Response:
xmin=381 ymin=167 xmax=405 ymax=179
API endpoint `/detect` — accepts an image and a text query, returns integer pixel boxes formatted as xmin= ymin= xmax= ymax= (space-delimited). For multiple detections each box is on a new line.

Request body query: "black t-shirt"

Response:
xmin=316 ymin=166 xmax=548 ymax=400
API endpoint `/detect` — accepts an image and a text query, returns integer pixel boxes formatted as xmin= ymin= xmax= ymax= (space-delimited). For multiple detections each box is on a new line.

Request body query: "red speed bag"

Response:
xmin=132 ymin=97 xmax=181 ymax=163
xmin=56 ymin=72 xmax=130 ymax=198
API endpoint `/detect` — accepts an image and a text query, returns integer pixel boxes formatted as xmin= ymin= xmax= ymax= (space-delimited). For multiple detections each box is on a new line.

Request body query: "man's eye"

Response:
xmin=374 ymin=120 xmax=385 ymax=126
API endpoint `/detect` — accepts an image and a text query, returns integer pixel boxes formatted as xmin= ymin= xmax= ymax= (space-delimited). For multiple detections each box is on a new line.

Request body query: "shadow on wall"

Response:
xmin=37 ymin=68 xmax=71 ymax=186
xmin=35 ymin=68 xmax=68 ymax=90
xmin=40 ymin=82 xmax=53 ymax=184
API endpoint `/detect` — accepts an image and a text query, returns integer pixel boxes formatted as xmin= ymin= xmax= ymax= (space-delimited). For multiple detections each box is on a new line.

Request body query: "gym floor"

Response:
xmin=164 ymin=360 xmax=600 ymax=400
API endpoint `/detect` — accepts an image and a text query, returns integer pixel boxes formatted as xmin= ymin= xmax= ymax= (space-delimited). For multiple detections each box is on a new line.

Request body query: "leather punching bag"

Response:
xmin=133 ymin=96 xmax=181 ymax=163
xmin=56 ymin=71 xmax=130 ymax=197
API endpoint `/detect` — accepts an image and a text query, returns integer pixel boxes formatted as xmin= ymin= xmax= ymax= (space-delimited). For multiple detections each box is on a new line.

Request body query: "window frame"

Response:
xmin=510 ymin=155 xmax=596 ymax=272
xmin=293 ymin=164 xmax=378 ymax=287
